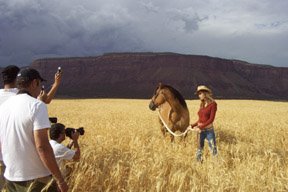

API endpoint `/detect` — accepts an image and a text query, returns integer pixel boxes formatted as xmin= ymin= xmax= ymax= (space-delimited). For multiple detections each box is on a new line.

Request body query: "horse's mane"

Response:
xmin=161 ymin=85 xmax=188 ymax=109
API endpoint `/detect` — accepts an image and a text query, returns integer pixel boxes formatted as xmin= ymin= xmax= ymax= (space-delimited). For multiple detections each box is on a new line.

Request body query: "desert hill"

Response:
xmin=1 ymin=52 xmax=288 ymax=100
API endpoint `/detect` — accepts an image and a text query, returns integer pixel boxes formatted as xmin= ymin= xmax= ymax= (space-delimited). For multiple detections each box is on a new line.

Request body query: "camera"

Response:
xmin=58 ymin=67 xmax=62 ymax=73
xmin=49 ymin=117 xmax=57 ymax=123
xmin=65 ymin=127 xmax=85 ymax=139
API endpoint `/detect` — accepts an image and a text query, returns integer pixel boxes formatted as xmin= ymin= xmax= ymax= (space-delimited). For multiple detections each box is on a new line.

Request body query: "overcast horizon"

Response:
xmin=0 ymin=0 xmax=287 ymax=68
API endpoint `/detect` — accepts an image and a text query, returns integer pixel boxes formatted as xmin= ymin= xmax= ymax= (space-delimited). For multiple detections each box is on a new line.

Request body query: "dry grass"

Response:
xmin=48 ymin=99 xmax=288 ymax=192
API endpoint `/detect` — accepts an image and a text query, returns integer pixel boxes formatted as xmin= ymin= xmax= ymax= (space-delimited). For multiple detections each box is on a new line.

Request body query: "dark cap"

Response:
xmin=17 ymin=68 xmax=46 ymax=82
xmin=1 ymin=65 xmax=20 ymax=83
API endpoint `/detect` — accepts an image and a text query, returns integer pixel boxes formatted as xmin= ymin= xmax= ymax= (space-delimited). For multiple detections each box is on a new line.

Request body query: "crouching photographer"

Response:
xmin=49 ymin=123 xmax=82 ymax=177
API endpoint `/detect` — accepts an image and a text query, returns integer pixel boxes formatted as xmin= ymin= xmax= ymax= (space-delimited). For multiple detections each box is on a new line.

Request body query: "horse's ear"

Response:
xmin=158 ymin=82 xmax=163 ymax=88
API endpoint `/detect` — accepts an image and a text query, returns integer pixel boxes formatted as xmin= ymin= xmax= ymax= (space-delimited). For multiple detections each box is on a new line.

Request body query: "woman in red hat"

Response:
xmin=191 ymin=85 xmax=218 ymax=162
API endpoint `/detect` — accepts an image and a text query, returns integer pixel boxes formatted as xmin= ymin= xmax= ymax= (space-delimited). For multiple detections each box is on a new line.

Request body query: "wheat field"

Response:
xmin=47 ymin=99 xmax=288 ymax=192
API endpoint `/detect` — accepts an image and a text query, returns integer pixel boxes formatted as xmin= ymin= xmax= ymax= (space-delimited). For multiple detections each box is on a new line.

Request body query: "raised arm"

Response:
xmin=45 ymin=72 xmax=62 ymax=104
xmin=71 ymin=132 xmax=81 ymax=161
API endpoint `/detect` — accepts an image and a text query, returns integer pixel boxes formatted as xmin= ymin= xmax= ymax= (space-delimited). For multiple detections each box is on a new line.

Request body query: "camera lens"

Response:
xmin=77 ymin=127 xmax=85 ymax=135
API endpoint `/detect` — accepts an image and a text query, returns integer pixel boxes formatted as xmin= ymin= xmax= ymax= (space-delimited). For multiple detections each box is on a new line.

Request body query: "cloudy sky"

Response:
xmin=0 ymin=0 xmax=287 ymax=67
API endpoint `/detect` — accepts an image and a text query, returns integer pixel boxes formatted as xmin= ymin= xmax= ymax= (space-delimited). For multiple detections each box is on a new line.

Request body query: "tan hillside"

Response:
xmin=28 ymin=52 xmax=288 ymax=100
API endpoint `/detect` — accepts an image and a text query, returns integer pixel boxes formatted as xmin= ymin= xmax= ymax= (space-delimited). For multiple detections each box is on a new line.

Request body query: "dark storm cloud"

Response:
xmin=0 ymin=0 xmax=287 ymax=67
xmin=0 ymin=1 xmax=144 ymax=66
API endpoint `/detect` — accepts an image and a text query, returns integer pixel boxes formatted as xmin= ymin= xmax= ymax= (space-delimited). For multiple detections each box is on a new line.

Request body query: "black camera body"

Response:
xmin=49 ymin=117 xmax=57 ymax=123
xmin=65 ymin=127 xmax=85 ymax=139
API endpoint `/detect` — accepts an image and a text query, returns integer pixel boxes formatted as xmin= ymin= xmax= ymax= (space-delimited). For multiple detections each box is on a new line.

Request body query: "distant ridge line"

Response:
xmin=1 ymin=52 xmax=287 ymax=100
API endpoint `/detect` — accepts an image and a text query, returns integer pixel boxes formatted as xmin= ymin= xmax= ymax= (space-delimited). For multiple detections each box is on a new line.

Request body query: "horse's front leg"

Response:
xmin=181 ymin=132 xmax=188 ymax=142
xmin=170 ymin=126 xmax=175 ymax=142
xmin=161 ymin=126 xmax=166 ymax=137
xmin=158 ymin=118 xmax=166 ymax=137
xmin=169 ymin=111 xmax=181 ymax=125
xmin=170 ymin=134 xmax=175 ymax=142
xmin=168 ymin=108 xmax=173 ymax=121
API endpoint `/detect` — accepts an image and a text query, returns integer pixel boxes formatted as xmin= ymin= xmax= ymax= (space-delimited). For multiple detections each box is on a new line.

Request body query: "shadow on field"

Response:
xmin=217 ymin=130 xmax=237 ymax=145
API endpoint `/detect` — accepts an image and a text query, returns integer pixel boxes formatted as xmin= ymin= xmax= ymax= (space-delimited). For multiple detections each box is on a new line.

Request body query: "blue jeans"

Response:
xmin=196 ymin=128 xmax=217 ymax=161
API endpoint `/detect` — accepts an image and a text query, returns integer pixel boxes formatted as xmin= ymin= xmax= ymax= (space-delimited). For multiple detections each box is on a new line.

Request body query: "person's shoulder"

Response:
xmin=49 ymin=140 xmax=65 ymax=149
xmin=0 ymin=89 xmax=17 ymax=97
xmin=212 ymin=101 xmax=217 ymax=111
xmin=49 ymin=139 xmax=57 ymax=145
xmin=0 ymin=88 xmax=18 ymax=93
xmin=207 ymin=101 xmax=217 ymax=106
xmin=19 ymin=95 xmax=47 ymax=110
xmin=208 ymin=101 xmax=217 ymax=108
xmin=23 ymin=95 xmax=45 ymax=106
xmin=0 ymin=93 xmax=17 ymax=106
xmin=11 ymin=88 xmax=19 ymax=94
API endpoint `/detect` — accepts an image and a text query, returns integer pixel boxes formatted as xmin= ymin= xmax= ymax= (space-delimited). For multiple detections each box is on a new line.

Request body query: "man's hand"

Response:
xmin=71 ymin=131 xmax=80 ymax=161
xmin=54 ymin=71 xmax=63 ymax=86
xmin=194 ymin=126 xmax=201 ymax=133
xmin=37 ymin=90 xmax=48 ymax=102
xmin=198 ymin=123 xmax=203 ymax=127
xmin=71 ymin=131 xmax=80 ymax=141
xmin=44 ymin=70 xmax=63 ymax=104
xmin=57 ymin=180 xmax=68 ymax=192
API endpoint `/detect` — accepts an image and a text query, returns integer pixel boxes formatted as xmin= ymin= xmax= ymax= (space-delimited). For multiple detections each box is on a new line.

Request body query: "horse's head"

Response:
xmin=149 ymin=83 xmax=167 ymax=111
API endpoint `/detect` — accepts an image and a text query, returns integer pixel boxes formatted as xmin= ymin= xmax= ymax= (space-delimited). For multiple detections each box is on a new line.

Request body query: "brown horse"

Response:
xmin=149 ymin=83 xmax=190 ymax=142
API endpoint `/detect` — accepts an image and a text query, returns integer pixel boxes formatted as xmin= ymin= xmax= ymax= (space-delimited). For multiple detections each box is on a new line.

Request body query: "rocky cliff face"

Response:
xmin=2 ymin=52 xmax=288 ymax=100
